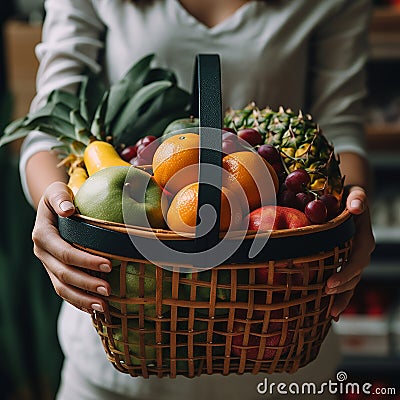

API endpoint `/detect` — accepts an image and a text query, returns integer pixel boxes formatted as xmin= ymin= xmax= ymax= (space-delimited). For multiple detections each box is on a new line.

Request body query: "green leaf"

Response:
xmin=70 ymin=109 xmax=89 ymax=130
xmin=56 ymin=137 xmax=86 ymax=156
xmin=48 ymin=90 xmax=80 ymax=110
xmin=105 ymin=54 xmax=155 ymax=127
xmin=22 ymin=101 xmax=73 ymax=128
xmin=0 ymin=129 xmax=31 ymax=147
xmin=70 ymin=109 xmax=91 ymax=145
xmin=1 ymin=93 xmax=75 ymax=147
xmin=20 ymin=116 xmax=76 ymax=141
xmin=90 ymin=91 xmax=109 ymax=140
xmin=111 ymin=80 xmax=173 ymax=142
xmin=3 ymin=117 xmax=27 ymax=136
xmin=78 ymin=76 xmax=90 ymax=122
xmin=112 ymin=85 xmax=190 ymax=146
xmin=143 ymin=68 xmax=178 ymax=86
xmin=79 ymin=71 xmax=106 ymax=124
xmin=50 ymin=144 xmax=69 ymax=154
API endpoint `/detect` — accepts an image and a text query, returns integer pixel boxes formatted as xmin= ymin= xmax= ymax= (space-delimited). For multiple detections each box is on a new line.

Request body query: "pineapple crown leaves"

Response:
xmin=107 ymin=57 xmax=191 ymax=147
xmin=90 ymin=91 xmax=109 ymax=141
xmin=113 ymin=84 xmax=191 ymax=146
xmin=109 ymin=80 xmax=176 ymax=145
xmin=104 ymin=54 xmax=155 ymax=128
xmin=0 ymin=53 xmax=191 ymax=149
xmin=0 ymin=79 xmax=94 ymax=147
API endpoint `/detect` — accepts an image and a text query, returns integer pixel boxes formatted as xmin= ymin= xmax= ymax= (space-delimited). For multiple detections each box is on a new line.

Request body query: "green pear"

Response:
xmin=74 ymin=166 xmax=165 ymax=228
xmin=107 ymin=262 xmax=172 ymax=317
xmin=110 ymin=319 xmax=160 ymax=366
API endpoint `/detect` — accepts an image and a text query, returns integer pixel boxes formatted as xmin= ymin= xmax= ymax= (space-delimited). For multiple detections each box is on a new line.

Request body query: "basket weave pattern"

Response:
xmin=82 ymin=230 xmax=352 ymax=378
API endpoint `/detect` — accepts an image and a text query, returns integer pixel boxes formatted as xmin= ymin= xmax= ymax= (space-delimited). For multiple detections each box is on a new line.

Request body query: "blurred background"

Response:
xmin=0 ymin=0 xmax=399 ymax=399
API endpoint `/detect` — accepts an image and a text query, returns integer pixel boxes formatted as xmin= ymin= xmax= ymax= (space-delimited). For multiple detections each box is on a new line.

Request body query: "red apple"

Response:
xmin=231 ymin=319 xmax=293 ymax=360
xmin=255 ymin=261 xmax=317 ymax=294
xmin=247 ymin=205 xmax=310 ymax=231
xmin=252 ymin=292 xmax=301 ymax=327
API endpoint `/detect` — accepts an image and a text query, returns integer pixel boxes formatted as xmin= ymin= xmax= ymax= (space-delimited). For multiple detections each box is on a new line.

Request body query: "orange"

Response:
xmin=152 ymin=133 xmax=199 ymax=195
xmin=222 ymin=151 xmax=279 ymax=212
xmin=166 ymin=183 xmax=243 ymax=234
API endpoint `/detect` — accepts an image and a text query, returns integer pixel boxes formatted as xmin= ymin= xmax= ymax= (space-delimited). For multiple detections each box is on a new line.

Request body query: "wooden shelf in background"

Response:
xmin=366 ymin=123 xmax=400 ymax=150
xmin=4 ymin=20 xmax=42 ymax=120
xmin=371 ymin=6 xmax=400 ymax=32
xmin=370 ymin=7 xmax=400 ymax=59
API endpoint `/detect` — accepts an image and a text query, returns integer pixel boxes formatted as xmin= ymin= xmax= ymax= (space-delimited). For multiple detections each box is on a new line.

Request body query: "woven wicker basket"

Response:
xmin=58 ymin=54 xmax=355 ymax=378
xmin=59 ymin=210 xmax=353 ymax=378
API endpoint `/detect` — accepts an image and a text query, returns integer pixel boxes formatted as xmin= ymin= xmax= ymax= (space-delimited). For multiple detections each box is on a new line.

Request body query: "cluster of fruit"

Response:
xmin=119 ymin=135 xmax=159 ymax=166
xmin=105 ymin=260 xmax=318 ymax=366
xmin=105 ymin=105 xmax=343 ymax=234
xmin=224 ymin=104 xmax=344 ymax=225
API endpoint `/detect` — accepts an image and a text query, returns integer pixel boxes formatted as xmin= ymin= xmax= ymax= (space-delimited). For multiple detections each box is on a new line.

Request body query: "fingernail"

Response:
xmin=91 ymin=303 xmax=104 ymax=312
xmin=99 ymin=264 xmax=111 ymax=273
xmin=96 ymin=286 xmax=109 ymax=296
xmin=329 ymin=280 xmax=340 ymax=288
xmin=350 ymin=199 xmax=363 ymax=211
xmin=60 ymin=200 xmax=75 ymax=212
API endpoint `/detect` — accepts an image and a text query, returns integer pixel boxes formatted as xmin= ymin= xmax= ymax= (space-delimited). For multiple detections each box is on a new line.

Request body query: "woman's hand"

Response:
xmin=325 ymin=186 xmax=375 ymax=318
xmin=32 ymin=181 xmax=112 ymax=313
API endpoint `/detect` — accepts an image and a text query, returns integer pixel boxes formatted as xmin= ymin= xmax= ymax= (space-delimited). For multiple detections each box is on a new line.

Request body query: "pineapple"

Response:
xmin=224 ymin=103 xmax=344 ymax=201
xmin=0 ymin=54 xmax=190 ymax=187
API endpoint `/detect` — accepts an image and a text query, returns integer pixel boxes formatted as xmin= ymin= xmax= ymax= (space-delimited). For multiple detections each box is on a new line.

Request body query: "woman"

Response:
xmin=20 ymin=0 xmax=375 ymax=399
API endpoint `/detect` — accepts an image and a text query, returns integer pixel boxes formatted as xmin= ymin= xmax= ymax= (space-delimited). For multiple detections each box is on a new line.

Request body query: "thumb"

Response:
xmin=43 ymin=181 xmax=76 ymax=217
xmin=346 ymin=186 xmax=367 ymax=215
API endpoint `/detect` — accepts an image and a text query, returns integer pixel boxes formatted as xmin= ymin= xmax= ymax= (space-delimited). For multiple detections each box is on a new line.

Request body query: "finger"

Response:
xmin=326 ymin=250 xmax=369 ymax=291
xmin=35 ymin=183 xmax=112 ymax=272
xmin=41 ymin=256 xmax=111 ymax=296
xmin=42 ymin=181 xmax=76 ymax=217
xmin=326 ymin=254 xmax=368 ymax=291
xmin=326 ymin=214 xmax=375 ymax=291
xmin=330 ymin=290 xmax=354 ymax=318
xmin=47 ymin=271 xmax=92 ymax=313
xmin=33 ymin=223 xmax=111 ymax=273
xmin=325 ymin=274 xmax=360 ymax=295
xmin=346 ymin=186 xmax=367 ymax=215
xmin=47 ymin=269 xmax=108 ymax=313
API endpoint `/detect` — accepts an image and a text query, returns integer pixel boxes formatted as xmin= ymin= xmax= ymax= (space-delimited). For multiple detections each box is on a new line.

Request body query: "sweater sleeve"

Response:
xmin=308 ymin=0 xmax=372 ymax=157
xmin=19 ymin=0 xmax=105 ymax=206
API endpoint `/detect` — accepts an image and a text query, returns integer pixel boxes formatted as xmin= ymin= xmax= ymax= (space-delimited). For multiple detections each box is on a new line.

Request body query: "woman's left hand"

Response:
xmin=325 ymin=186 xmax=375 ymax=318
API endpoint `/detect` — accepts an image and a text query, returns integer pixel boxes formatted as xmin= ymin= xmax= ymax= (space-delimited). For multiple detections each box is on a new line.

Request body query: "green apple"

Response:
xmin=74 ymin=166 xmax=165 ymax=228
xmin=107 ymin=262 xmax=172 ymax=317
xmin=163 ymin=116 xmax=199 ymax=136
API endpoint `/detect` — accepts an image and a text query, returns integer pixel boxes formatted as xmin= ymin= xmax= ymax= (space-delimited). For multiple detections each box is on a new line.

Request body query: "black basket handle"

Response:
xmin=191 ymin=54 xmax=223 ymax=251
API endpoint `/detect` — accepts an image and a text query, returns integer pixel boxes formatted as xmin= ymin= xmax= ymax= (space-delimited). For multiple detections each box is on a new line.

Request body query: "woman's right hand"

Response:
xmin=32 ymin=181 xmax=112 ymax=313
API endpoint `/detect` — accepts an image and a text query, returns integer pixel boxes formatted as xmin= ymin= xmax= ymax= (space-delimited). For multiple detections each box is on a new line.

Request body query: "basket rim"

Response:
xmin=59 ymin=208 xmax=354 ymax=263
xmin=68 ymin=208 xmax=352 ymax=241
